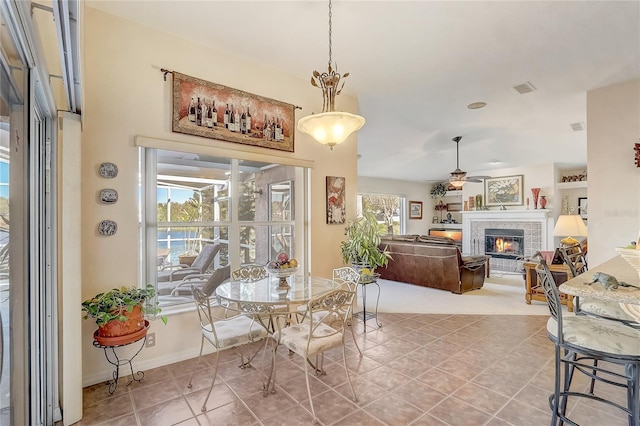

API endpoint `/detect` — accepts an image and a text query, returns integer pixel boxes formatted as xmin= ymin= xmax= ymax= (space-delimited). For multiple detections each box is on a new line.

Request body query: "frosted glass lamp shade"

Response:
xmin=297 ymin=111 xmax=365 ymax=149
xmin=449 ymin=179 xmax=465 ymax=189
xmin=553 ymin=215 xmax=588 ymax=242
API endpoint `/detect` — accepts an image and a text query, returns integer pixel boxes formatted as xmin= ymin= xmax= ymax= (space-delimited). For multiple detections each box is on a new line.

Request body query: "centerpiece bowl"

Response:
xmin=615 ymin=247 xmax=640 ymax=281
xmin=266 ymin=266 xmax=298 ymax=290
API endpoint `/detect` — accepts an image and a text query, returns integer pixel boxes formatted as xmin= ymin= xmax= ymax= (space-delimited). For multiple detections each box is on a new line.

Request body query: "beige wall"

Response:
xmin=587 ymin=78 xmax=640 ymax=264
xmin=81 ymin=7 xmax=358 ymax=384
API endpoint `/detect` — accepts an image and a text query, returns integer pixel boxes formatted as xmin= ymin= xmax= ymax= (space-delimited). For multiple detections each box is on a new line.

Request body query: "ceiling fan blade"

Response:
xmin=466 ymin=175 xmax=491 ymax=181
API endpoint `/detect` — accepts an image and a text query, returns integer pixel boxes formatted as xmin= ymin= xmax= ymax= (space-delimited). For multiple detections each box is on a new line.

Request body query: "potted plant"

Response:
xmin=82 ymin=284 xmax=166 ymax=346
xmin=340 ymin=212 xmax=392 ymax=283
xmin=430 ymin=182 xmax=448 ymax=199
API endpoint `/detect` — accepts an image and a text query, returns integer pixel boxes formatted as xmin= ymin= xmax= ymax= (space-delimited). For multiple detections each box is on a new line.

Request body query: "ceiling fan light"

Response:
xmin=450 ymin=179 xmax=465 ymax=189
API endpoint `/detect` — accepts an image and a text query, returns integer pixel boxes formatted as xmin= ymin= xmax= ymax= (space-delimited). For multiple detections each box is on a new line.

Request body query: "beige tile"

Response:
xmin=417 ymin=368 xmax=467 ymax=394
xmin=363 ymin=394 xmax=425 ymax=426
xmin=298 ymin=389 xmax=359 ymax=424
xmin=332 ymin=409 xmax=386 ymax=426
xmin=428 ymin=396 xmax=492 ymax=425
xmin=130 ymin=379 xmax=181 ymax=410
xmin=391 ymin=380 xmax=447 ymax=411
xmin=452 ymin=382 xmax=510 ymax=415
xmin=80 ymin=394 xmax=134 ymax=425
xmin=196 ymin=400 xmax=259 ymax=425
xmin=334 ymin=375 xmax=385 ymax=407
xmin=183 ymin=382 xmax=238 ymax=413
xmin=137 ymin=396 xmax=195 ymax=426
xmin=410 ymin=413 xmax=450 ymax=426
xmin=82 ymin=314 xmax=576 ymax=426
xmin=495 ymin=398 xmax=551 ymax=426
xmin=360 ymin=365 xmax=413 ymax=392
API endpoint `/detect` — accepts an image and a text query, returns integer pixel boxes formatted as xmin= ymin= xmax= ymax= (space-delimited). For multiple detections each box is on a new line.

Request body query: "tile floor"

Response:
xmin=78 ymin=313 xmax=630 ymax=426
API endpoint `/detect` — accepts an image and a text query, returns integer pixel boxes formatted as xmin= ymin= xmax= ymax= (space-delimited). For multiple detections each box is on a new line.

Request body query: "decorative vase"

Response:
xmin=539 ymin=195 xmax=547 ymax=209
xmin=464 ymin=200 xmax=469 ymax=211
xmin=475 ymin=195 xmax=483 ymax=210
xmin=531 ymin=188 xmax=541 ymax=209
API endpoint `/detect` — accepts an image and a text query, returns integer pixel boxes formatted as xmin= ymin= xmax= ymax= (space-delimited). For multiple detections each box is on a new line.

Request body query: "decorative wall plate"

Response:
xmin=99 ymin=188 xmax=118 ymax=204
xmin=98 ymin=220 xmax=117 ymax=236
xmin=99 ymin=162 xmax=118 ymax=178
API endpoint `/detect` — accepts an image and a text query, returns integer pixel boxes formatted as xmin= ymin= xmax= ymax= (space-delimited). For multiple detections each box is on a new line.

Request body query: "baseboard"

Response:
xmin=82 ymin=345 xmax=216 ymax=387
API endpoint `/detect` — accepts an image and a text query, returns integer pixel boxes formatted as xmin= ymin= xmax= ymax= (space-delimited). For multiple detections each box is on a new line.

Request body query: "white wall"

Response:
xmin=587 ymin=79 xmax=640 ymax=264
xmin=80 ymin=7 xmax=359 ymax=385
xmin=58 ymin=113 xmax=83 ymax=424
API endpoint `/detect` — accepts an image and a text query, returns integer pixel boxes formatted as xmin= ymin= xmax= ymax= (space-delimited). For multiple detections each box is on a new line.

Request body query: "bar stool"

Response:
xmin=536 ymin=258 xmax=640 ymax=426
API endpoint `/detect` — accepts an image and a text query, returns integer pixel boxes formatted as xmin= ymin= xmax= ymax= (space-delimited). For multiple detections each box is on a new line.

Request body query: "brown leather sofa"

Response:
xmin=378 ymin=235 xmax=488 ymax=294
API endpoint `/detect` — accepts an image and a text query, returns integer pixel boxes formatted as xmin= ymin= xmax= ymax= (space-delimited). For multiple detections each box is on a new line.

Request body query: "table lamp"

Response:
xmin=553 ymin=214 xmax=588 ymax=246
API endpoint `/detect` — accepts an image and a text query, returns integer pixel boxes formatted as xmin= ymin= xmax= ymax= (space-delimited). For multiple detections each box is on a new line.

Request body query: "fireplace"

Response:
xmin=485 ymin=228 xmax=525 ymax=259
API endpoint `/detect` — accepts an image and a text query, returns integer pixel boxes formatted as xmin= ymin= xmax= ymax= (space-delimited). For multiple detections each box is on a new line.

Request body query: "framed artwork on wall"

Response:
xmin=484 ymin=175 xmax=524 ymax=207
xmin=578 ymin=197 xmax=588 ymax=221
xmin=171 ymin=71 xmax=295 ymax=152
xmin=326 ymin=176 xmax=346 ymax=224
xmin=409 ymin=201 xmax=423 ymax=219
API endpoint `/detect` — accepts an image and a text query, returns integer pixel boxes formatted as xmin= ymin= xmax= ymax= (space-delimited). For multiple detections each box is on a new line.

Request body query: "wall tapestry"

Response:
xmin=326 ymin=176 xmax=346 ymax=224
xmin=484 ymin=175 xmax=524 ymax=206
xmin=172 ymin=71 xmax=295 ymax=152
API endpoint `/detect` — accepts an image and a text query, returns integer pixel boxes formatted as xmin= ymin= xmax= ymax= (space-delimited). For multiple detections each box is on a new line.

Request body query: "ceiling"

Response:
xmin=85 ymin=1 xmax=640 ymax=183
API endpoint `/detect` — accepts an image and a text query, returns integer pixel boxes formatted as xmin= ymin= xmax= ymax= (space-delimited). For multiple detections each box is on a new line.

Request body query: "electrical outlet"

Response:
xmin=146 ymin=332 xmax=156 ymax=348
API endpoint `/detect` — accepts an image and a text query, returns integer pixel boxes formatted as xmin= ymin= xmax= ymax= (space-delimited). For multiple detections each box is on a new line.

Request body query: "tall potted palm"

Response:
xmin=340 ymin=212 xmax=392 ymax=283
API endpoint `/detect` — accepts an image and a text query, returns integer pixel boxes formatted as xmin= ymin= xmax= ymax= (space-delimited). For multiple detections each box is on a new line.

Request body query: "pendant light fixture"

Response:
xmin=297 ymin=0 xmax=365 ymax=150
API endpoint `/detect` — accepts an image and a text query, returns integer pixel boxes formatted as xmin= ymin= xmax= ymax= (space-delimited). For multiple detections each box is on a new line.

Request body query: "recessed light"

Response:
xmin=467 ymin=102 xmax=487 ymax=110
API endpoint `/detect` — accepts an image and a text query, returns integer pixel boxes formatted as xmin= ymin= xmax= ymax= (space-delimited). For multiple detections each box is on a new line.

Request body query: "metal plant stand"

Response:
xmin=353 ymin=274 xmax=382 ymax=332
xmin=93 ymin=335 xmax=146 ymax=394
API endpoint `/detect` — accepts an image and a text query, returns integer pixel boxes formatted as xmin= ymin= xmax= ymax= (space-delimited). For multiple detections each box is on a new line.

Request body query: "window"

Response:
xmin=141 ymin=148 xmax=304 ymax=310
xmin=357 ymin=194 xmax=405 ymax=235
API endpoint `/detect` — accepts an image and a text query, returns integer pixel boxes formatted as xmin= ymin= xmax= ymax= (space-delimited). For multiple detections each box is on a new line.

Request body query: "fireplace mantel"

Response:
xmin=461 ymin=209 xmax=553 ymax=261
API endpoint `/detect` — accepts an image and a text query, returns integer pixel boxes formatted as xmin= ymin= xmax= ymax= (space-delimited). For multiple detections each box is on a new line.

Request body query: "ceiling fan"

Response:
xmin=448 ymin=136 xmax=491 ymax=188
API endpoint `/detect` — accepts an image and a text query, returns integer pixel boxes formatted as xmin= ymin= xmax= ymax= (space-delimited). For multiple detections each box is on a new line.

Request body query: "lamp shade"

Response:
xmin=553 ymin=215 xmax=588 ymax=239
xmin=297 ymin=111 xmax=365 ymax=149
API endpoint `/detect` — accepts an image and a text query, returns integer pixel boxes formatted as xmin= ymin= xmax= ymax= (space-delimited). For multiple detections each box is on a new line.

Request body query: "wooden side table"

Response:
xmin=523 ymin=261 xmax=574 ymax=312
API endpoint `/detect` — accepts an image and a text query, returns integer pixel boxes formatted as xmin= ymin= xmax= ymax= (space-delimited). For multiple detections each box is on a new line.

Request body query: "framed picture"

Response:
xmin=484 ymin=175 xmax=524 ymax=207
xmin=409 ymin=201 xmax=423 ymax=219
xmin=172 ymin=71 xmax=295 ymax=152
xmin=326 ymin=176 xmax=346 ymax=224
xmin=578 ymin=197 xmax=588 ymax=221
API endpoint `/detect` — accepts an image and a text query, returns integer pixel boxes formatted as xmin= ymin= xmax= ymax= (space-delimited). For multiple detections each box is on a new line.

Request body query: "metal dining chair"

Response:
xmin=264 ymin=288 xmax=358 ymax=424
xmin=232 ymin=263 xmax=286 ymax=331
xmin=187 ymin=286 xmax=268 ymax=413
xmin=295 ymin=267 xmax=363 ymax=356
xmin=535 ymin=257 xmax=640 ymax=425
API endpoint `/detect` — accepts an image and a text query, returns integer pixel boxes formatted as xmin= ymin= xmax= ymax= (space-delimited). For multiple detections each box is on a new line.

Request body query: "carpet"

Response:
xmin=360 ymin=271 xmax=551 ymax=316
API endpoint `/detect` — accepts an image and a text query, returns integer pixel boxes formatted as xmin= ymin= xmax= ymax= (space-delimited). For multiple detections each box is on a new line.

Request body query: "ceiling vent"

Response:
xmin=570 ymin=122 xmax=585 ymax=132
xmin=513 ymin=81 xmax=537 ymax=94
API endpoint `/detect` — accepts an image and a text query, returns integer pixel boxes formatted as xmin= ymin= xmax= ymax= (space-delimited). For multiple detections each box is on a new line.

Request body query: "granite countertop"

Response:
xmin=559 ymin=255 xmax=640 ymax=304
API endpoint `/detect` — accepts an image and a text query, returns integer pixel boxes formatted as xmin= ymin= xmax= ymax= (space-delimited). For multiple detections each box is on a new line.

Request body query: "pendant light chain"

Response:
xmin=328 ymin=0 xmax=333 ymax=67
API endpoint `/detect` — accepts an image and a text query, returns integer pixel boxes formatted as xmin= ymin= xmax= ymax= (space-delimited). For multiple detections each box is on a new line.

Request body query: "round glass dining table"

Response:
xmin=215 ymin=275 xmax=337 ymax=315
